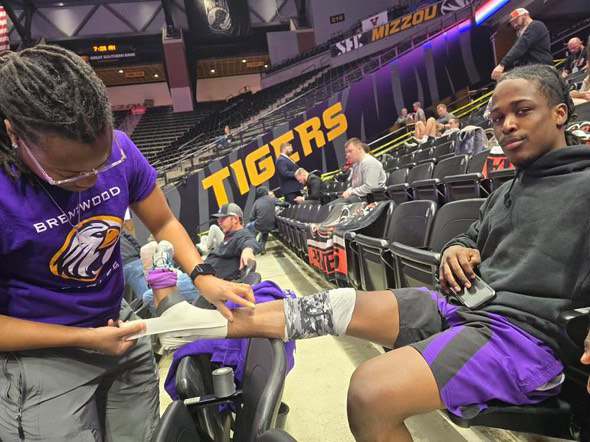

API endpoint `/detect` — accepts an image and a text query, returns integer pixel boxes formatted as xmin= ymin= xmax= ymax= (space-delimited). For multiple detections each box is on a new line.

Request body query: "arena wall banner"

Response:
xmin=331 ymin=0 xmax=475 ymax=58
xmin=136 ymin=23 xmax=494 ymax=244
xmin=185 ymin=0 xmax=249 ymax=41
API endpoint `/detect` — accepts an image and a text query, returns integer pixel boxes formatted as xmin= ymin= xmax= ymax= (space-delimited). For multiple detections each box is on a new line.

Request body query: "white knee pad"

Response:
xmin=283 ymin=287 xmax=356 ymax=341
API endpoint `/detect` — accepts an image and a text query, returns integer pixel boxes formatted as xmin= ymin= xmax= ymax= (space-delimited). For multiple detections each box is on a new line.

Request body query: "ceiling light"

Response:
xmin=154 ymin=74 xmax=159 ymax=78
xmin=118 ymin=69 xmax=124 ymax=73
xmin=57 ymin=2 xmax=64 ymax=6
xmin=242 ymin=59 xmax=247 ymax=63
xmin=210 ymin=69 xmax=215 ymax=73
xmin=264 ymin=64 xmax=268 ymax=68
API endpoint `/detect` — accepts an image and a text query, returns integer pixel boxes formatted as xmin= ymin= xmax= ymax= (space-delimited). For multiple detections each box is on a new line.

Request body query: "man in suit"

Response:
xmin=276 ymin=142 xmax=303 ymax=204
xmin=294 ymin=168 xmax=325 ymax=204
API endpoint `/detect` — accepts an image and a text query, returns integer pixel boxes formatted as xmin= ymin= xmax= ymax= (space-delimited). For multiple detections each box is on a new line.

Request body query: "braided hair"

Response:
xmin=497 ymin=64 xmax=579 ymax=145
xmin=0 ymin=45 xmax=112 ymax=181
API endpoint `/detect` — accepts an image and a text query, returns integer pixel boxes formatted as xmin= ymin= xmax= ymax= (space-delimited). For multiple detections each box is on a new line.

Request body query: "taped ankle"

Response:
xmin=283 ymin=288 xmax=356 ymax=341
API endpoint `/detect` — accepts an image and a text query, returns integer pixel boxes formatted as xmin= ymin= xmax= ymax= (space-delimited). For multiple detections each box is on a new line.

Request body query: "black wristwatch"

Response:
xmin=190 ymin=263 xmax=216 ymax=281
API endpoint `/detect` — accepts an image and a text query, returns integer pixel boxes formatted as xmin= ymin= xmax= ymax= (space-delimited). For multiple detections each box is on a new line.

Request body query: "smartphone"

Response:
xmin=450 ymin=275 xmax=496 ymax=309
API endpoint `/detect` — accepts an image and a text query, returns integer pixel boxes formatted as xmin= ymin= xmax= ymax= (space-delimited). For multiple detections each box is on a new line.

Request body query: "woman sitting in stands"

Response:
xmin=140 ymin=64 xmax=590 ymax=441
xmin=0 ymin=46 xmax=255 ymax=441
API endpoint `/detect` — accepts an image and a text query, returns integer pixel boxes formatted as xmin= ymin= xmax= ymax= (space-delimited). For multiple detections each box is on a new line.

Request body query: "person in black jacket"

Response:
xmin=247 ymin=186 xmax=286 ymax=253
xmin=294 ymin=168 xmax=325 ymax=204
xmin=491 ymin=8 xmax=552 ymax=81
xmin=276 ymin=142 xmax=303 ymax=204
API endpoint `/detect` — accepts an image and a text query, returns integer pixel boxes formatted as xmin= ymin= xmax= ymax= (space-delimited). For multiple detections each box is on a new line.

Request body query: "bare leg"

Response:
xmin=347 ymin=346 xmax=444 ymax=441
xmin=425 ymin=117 xmax=437 ymax=137
xmin=414 ymin=121 xmax=425 ymax=139
xmin=226 ymin=290 xmax=399 ymax=347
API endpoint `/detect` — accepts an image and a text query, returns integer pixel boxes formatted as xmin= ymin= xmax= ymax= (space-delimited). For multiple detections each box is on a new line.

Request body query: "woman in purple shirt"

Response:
xmin=0 ymin=45 xmax=254 ymax=441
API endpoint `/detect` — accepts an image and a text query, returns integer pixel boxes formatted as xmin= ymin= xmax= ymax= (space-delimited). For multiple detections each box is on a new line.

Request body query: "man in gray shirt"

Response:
xmin=337 ymin=138 xmax=386 ymax=204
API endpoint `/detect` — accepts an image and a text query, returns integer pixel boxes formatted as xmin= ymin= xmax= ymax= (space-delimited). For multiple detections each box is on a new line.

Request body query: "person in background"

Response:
xmin=247 ymin=186 xmax=286 ymax=254
xmin=334 ymin=138 xmax=386 ymax=204
xmin=571 ymin=39 xmax=590 ymax=105
xmin=215 ymin=125 xmax=232 ymax=151
xmin=195 ymin=222 xmax=224 ymax=257
xmin=390 ymin=107 xmax=414 ymax=132
xmin=276 ymin=142 xmax=303 ymax=204
xmin=562 ymin=37 xmax=587 ymax=78
xmin=121 ymin=229 xmax=149 ymax=302
xmin=294 ymin=168 xmax=325 ymax=204
xmin=412 ymin=101 xmax=426 ymax=123
xmin=441 ymin=117 xmax=461 ymax=136
xmin=491 ymin=8 xmax=552 ymax=80
xmin=143 ymin=203 xmax=259 ymax=311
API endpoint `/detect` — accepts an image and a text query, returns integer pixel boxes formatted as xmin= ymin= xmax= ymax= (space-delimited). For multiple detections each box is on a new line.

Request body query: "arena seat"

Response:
xmin=387 ymin=162 xmax=435 ymax=204
xmin=165 ymin=338 xmax=288 ymax=442
xmin=152 ymin=400 xmax=201 ymax=442
xmin=446 ymin=309 xmax=590 ymax=441
xmin=390 ymin=198 xmax=485 ymax=289
xmin=414 ymin=148 xmax=435 ymax=164
xmin=340 ymin=201 xmax=396 ymax=289
xmin=384 ymin=157 xmax=400 ymax=172
xmin=443 ymin=150 xmax=491 ymax=202
xmin=292 ymin=204 xmax=323 ymax=260
xmin=355 ymin=200 xmax=437 ymax=291
xmin=398 ymin=153 xmax=417 ymax=168
xmin=412 ymin=155 xmax=469 ymax=204
xmin=489 ymin=167 xmax=516 ymax=190
xmin=433 ymin=140 xmax=456 ymax=160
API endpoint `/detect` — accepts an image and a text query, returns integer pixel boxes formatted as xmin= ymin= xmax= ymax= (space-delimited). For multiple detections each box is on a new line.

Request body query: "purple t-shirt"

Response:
xmin=0 ymin=130 xmax=157 ymax=327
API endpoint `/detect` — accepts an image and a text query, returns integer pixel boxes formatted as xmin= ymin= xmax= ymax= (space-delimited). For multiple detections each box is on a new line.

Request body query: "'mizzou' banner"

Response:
xmin=331 ymin=2 xmax=442 ymax=57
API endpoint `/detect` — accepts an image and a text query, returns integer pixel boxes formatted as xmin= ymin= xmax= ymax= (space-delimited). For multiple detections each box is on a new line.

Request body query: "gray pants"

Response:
xmin=0 ymin=301 xmax=160 ymax=441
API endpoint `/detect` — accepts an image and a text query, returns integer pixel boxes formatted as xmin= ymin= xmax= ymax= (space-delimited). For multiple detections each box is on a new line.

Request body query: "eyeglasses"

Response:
xmin=19 ymin=132 xmax=127 ymax=186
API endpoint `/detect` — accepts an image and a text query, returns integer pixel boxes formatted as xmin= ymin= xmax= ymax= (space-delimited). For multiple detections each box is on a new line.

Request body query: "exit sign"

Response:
xmin=330 ymin=14 xmax=345 ymax=24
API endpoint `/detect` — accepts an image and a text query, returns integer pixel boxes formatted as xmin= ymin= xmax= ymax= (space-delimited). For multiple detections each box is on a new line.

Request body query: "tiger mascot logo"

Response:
xmin=50 ymin=216 xmax=122 ymax=282
xmin=441 ymin=0 xmax=471 ymax=15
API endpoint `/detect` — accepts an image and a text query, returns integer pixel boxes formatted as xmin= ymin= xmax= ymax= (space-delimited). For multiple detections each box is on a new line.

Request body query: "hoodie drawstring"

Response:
xmin=503 ymin=169 xmax=522 ymax=207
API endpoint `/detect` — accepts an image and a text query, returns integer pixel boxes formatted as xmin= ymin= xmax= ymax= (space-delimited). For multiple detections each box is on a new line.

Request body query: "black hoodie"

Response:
xmin=444 ymin=146 xmax=590 ymax=355
xmin=249 ymin=187 xmax=285 ymax=232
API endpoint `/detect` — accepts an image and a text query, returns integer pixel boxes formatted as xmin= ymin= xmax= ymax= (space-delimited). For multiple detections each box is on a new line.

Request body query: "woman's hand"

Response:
xmin=439 ymin=245 xmax=481 ymax=294
xmin=80 ymin=320 xmax=146 ymax=356
xmin=195 ymin=275 xmax=256 ymax=321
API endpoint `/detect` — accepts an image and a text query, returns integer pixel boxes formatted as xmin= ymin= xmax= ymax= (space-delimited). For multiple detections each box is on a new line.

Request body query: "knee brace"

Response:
xmin=283 ymin=288 xmax=356 ymax=341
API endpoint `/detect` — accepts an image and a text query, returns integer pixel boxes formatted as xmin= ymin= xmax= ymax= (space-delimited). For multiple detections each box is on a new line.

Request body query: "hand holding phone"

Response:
xmin=439 ymin=245 xmax=481 ymax=294
xmin=450 ymin=275 xmax=496 ymax=309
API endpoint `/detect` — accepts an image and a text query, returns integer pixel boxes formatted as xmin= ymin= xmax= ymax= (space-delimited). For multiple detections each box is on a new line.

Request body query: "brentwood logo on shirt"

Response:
xmin=50 ymin=216 xmax=122 ymax=282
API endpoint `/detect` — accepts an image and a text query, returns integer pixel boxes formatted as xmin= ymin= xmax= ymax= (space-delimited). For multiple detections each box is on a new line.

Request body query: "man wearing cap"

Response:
xmin=209 ymin=203 xmax=261 ymax=280
xmin=491 ymin=8 xmax=552 ymax=81
xmin=141 ymin=203 xmax=260 ymax=312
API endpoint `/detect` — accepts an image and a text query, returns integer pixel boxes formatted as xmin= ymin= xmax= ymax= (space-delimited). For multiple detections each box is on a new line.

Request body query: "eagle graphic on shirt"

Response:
xmin=50 ymin=216 xmax=122 ymax=282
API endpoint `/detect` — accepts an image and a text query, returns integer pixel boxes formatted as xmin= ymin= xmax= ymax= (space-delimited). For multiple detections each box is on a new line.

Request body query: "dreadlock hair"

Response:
xmin=497 ymin=64 xmax=579 ymax=145
xmin=0 ymin=45 xmax=113 ymax=182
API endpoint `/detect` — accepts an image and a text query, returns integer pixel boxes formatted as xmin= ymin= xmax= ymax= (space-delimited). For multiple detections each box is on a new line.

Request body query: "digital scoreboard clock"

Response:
xmin=92 ymin=44 xmax=117 ymax=53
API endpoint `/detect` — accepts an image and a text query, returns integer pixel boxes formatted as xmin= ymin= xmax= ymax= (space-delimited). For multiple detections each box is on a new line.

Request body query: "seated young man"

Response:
xmin=131 ymin=65 xmax=590 ymax=441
